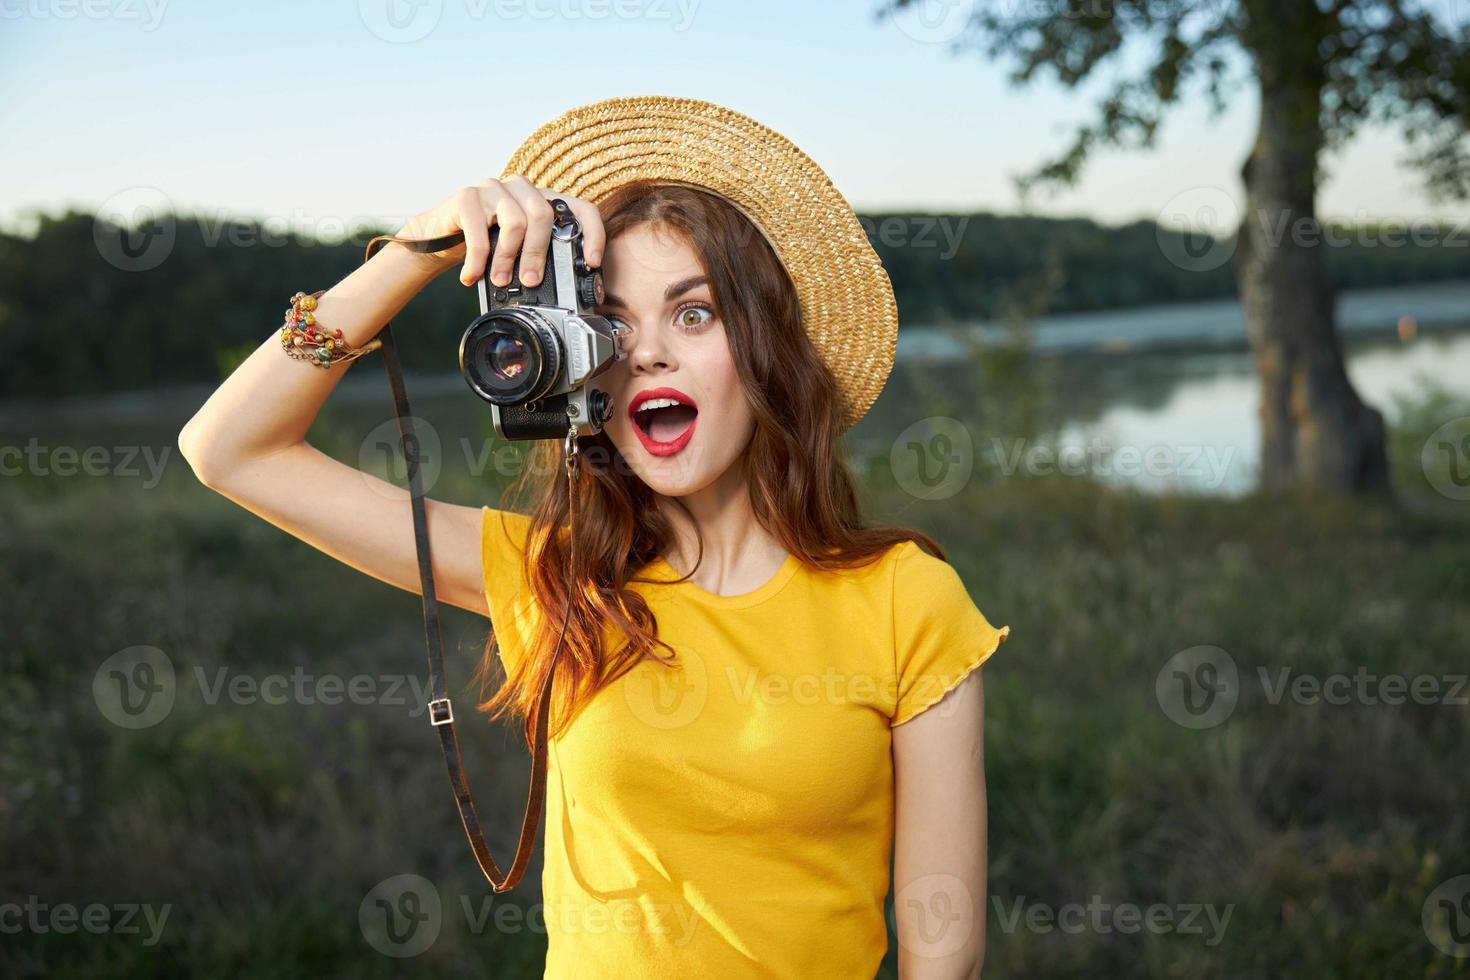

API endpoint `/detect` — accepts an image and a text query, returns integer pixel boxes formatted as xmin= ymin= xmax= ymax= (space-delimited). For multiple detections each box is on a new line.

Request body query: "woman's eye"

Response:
xmin=675 ymin=304 xmax=715 ymax=332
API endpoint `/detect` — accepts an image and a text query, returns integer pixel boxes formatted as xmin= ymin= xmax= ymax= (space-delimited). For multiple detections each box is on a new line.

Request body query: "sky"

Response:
xmin=2 ymin=0 xmax=1467 ymax=239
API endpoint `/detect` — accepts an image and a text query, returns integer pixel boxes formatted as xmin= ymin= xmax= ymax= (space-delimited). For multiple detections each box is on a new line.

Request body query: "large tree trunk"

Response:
xmin=1235 ymin=73 xmax=1391 ymax=495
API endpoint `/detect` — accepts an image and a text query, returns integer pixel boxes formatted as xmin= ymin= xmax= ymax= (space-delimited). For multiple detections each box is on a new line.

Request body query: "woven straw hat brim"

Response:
xmin=501 ymin=95 xmax=897 ymax=430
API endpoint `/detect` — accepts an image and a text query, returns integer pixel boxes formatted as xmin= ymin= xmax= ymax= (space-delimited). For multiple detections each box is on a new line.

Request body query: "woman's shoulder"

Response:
xmin=801 ymin=537 xmax=933 ymax=596
xmin=884 ymin=538 xmax=987 ymax=616
xmin=865 ymin=537 xmax=941 ymax=576
xmin=482 ymin=505 xmax=571 ymax=557
xmin=482 ymin=504 xmax=531 ymax=542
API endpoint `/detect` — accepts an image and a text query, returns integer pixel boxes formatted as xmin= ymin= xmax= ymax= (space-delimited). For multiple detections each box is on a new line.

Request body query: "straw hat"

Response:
xmin=500 ymin=95 xmax=897 ymax=430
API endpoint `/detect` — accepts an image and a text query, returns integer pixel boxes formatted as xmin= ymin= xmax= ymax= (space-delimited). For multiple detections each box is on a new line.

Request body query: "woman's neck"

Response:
xmin=657 ymin=466 xmax=788 ymax=594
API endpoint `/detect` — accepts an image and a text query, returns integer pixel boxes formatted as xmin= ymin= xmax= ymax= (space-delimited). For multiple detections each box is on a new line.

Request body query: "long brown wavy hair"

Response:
xmin=474 ymin=181 xmax=941 ymax=742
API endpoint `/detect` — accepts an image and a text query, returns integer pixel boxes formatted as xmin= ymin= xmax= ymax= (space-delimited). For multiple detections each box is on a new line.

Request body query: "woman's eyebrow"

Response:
xmin=600 ymin=274 xmax=709 ymax=311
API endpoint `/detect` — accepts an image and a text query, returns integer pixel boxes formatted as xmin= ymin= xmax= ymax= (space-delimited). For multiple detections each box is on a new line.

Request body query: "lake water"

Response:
xmin=1054 ymin=328 xmax=1469 ymax=495
xmin=3 ymin=280 xmax=1466 ymax=498
xmin=898 ymin=278 xmax=1470 ymax=357
xmin=872 ymin=279 xmax=1470 ymax=496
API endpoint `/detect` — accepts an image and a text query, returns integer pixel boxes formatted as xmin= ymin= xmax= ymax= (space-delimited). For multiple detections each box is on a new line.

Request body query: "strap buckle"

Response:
xmin=428 ymin=697 xmax=454 ymax=726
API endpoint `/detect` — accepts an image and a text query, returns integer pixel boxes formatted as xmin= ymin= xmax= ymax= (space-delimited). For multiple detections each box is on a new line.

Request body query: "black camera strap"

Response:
xmin=361 ymin=229 xmax=577 ymax=894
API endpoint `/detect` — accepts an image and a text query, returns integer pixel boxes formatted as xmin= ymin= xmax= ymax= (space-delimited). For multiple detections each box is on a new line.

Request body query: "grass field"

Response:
xmin=2 ymin=388 xmax=1469 ymax=978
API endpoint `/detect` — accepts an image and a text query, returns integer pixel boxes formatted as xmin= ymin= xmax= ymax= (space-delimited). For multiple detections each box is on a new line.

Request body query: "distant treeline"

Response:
xmin=866 ymin=210 xmax=1469 ymax=324
xmin=1 ymin=209 xmax=1464 ymax=398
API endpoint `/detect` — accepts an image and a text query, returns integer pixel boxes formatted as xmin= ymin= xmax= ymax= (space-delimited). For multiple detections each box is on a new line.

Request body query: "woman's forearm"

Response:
xmin=179 ymin=239 xmax=442 ymax=481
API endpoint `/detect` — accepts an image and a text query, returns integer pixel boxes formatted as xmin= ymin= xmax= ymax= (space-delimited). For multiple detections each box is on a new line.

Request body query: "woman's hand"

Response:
xmin=395 ymin=175 xmax=606 ymax=288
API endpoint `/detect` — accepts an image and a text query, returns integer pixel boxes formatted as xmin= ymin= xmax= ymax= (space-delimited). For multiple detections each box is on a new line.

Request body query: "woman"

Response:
xmin=179 ymin=96 xmax=1009 ymax=979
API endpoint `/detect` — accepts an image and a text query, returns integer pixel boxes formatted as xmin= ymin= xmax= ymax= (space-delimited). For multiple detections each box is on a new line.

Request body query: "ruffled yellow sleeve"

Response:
xmin=480 ymin=506 xmax=542 ymax=674
xmin=889 ymin=541 xmax=1010 ymax=727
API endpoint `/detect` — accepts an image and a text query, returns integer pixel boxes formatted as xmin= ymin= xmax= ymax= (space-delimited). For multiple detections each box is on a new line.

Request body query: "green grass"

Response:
xmin=921 ymin=477 xmax=1470 ymax=978
xmin=3 ymin=420 xmax=1469 ymax=977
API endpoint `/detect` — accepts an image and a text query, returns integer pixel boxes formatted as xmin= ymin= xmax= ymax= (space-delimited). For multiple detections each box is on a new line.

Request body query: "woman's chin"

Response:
xmin=631 ymin=454 xmax=709 ymax=497
xmin=612 ymin=431 xmax=711 ymax=495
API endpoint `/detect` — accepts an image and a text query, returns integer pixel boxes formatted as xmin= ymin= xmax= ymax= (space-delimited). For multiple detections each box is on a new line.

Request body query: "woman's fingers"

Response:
xmin=487 ymin=185 xmax=528 ymax=289
xmin=451 ymin=177 xmax=604 ymax=289
xmin=550 ymin=193 xmax=606 ymax=268
xmin=457 ymin=185 xmax=493 ymax=287
xmin=501 ymin=175 xmax=556 ymax=286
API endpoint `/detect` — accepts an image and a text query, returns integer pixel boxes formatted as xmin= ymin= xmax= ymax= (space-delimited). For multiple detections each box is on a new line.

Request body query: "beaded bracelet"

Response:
xmin=279 ymin=290 xmax=381 ymax=368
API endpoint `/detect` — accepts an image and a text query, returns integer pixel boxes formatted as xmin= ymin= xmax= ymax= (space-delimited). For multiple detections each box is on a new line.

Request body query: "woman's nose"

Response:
xmin=625 ymin=321 xmax=675 ymax=374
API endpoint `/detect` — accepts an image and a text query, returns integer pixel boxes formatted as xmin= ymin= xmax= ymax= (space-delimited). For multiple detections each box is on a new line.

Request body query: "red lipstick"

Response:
xmin=627 ymin=386 xmax=699 ymax=457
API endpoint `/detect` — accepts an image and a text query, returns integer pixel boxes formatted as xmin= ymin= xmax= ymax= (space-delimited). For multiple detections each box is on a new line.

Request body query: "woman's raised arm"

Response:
xmin=176 ymin=178 xmax=597 ymax=616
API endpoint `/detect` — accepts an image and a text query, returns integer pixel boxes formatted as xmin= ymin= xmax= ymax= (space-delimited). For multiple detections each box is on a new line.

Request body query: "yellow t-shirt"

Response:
xmin=481 ymin=506 xmax=1009 ymax=978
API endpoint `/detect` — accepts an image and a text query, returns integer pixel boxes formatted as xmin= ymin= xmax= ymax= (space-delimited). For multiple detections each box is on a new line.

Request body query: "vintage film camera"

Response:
xmin=459 ymin=198 xmax=625 ymax=440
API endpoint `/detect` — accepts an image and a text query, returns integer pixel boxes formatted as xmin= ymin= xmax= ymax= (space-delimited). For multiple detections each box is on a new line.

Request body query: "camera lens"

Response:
xmin=487 ymin=333 xmax=530 ymax=382
xmin=460 ymin=309 xmax=561 ymax=405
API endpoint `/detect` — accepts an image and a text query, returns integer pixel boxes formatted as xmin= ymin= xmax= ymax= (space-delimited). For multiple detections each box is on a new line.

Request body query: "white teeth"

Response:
xmin=635 ymin=397 xmax=689 ymax=413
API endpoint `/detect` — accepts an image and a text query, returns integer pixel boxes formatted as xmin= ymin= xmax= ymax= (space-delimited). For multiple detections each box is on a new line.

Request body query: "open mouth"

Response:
xmin=629 ymin=388 xmax=699 ymax=456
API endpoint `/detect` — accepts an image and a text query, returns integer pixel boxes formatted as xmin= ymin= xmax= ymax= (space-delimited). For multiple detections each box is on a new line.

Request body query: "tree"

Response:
xmin=881 ymin=0 xmax=1470 ymax=493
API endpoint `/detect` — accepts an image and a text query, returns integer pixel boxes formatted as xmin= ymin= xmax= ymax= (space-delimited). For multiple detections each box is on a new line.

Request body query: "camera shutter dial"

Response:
xmin=579 ymin=269 xmax=604 ymax=309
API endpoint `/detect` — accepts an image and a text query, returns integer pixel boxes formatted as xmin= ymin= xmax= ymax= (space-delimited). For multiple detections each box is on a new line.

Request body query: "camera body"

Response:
xmin=458 ymin=198 xmax=624 ymax=441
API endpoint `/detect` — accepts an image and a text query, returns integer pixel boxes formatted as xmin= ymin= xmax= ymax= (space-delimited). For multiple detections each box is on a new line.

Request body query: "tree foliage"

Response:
xmin=879 ymin=0 xmax=1470 ymax=201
